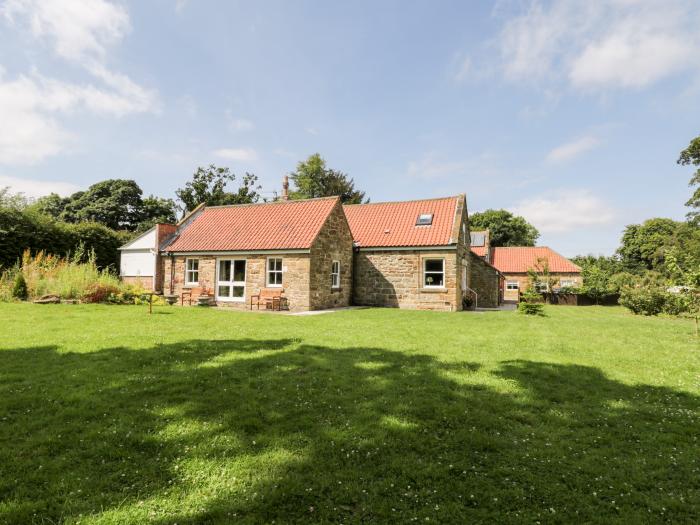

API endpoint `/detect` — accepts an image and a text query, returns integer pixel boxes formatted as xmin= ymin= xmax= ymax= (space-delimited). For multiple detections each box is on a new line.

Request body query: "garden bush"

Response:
xmin=619 ymin=286 xmax=668 ymax=316
xmin=518 ymin=289 xmax=545 ymax=316
xmin=518 ymin=301 xmax=544 ymax=316
xmin=11 ymin=272 xmax=28 ymax=300
xmin=0 ymin=207 xmax=130 ymax=271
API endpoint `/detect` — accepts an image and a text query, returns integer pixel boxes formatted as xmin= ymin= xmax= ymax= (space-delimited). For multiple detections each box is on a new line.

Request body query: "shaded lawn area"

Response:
xmin=0 ymin=304 xmax=698 ymax=524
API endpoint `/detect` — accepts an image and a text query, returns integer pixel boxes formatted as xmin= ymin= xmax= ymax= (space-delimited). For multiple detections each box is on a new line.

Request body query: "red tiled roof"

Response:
xmin=164 ymin=197 xmax=339 ymax=252
xmin=490 ymin=247 xmax=581 ymax=273
xmin=343 ymin=196 xmax=460 ymax=248
xmin=471 ymin=246 xmax=488 ymax=257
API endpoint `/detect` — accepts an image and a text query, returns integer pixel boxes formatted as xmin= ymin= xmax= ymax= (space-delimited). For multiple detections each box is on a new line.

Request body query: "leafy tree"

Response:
xmin=527 ymin=257 xmax=559 ymax=303
xmin=0 ymin=187 xmax=31 ymax=210
xmin=617 ymin=218 xmax=681 ymax=273
xmin=665 ymin=248 xmax=700 ymax=334
xmin=677 ymin=135 xmax=700 ymax=223
xmin=30 ymin=193 xmax=69 ymax=218
xmin=469 ymin=209 xmax=539 ymax=247
xmin=176 ymin=165 xmax=261 ymax=213
xmin=580 ymin=265 xmax=611 ymax=304
xmin=571 ymin=254 xmax=622 ymax=276
xmin=59 ymin=180 xmax=144 ymax=230
xmin=289 ymin=153 xmax=367 ymax=204
xmin=136 ymin=196 xmax=178 ymax=232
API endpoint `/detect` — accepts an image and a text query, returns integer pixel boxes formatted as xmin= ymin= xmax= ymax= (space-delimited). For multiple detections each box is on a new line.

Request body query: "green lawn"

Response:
xmin=0 ymin=304 xmax=698 ymax=524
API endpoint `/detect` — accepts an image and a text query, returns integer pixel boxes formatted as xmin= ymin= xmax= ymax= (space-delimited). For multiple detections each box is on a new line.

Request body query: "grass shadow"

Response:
xmin=0 ymin=339 xmax=698 ymax=523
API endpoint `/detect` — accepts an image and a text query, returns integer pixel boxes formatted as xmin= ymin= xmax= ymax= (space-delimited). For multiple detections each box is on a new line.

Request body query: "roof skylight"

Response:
xmin=416 ymin=213 xmax=433 ymax=226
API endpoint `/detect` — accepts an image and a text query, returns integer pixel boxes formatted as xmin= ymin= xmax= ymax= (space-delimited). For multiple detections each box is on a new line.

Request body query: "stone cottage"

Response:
xmin=119 ymin=193 xmax=506 ymax=311
xmin=158 ymin=196 xmax=354 ymax=311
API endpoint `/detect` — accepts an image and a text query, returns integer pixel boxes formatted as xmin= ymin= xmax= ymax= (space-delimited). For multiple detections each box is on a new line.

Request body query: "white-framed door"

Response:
xmin=216 ymin=258 xmax=246 ymax=302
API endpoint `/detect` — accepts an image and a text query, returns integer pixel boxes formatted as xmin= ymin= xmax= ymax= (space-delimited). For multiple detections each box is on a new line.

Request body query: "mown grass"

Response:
xmin=0 ymin=303 xmax=698 ymax=524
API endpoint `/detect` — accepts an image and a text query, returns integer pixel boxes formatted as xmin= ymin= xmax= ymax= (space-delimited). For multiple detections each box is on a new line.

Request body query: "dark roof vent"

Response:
xmin=416 ymin=213 xmax=433 ymax=226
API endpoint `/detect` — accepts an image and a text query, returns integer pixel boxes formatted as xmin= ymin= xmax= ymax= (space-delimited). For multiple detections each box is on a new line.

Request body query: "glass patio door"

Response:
xmin=217 ymin=259 xmax=246 ymax=302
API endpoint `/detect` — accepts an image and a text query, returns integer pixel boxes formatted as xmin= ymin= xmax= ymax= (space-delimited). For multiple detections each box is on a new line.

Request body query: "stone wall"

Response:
xmin=309 ymin=201 xmax=354 ymax=310
xmin=502 ymin=272 xmax=582 ymax=301
xmin=453 ymin=195 xmax=469 ymax=310
xmin=468 ymin=253 xmax=501 ymax=308
xmin=353 ymin=250 xmax=459 ymax=311
xmin=162 ymin=253 xmax=312 ymax=310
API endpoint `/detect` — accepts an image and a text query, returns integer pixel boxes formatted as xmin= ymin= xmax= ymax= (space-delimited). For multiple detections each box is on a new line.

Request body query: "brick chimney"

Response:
xmin=282 ymin=175 xmax=289 ymax=201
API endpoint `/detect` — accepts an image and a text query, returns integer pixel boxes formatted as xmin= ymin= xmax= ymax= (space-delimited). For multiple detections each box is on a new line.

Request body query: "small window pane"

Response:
xmin=425 ymin=273 xmax=444 ymax=287
xmin=425 ymin=259 xmax=443 ymax=272
xmin=219 ymin=260 xmax=231 ymax=281
xmin=233 ymin=260 xmax=246 ymax=282
xmin=218 ymin=285 xmax=231 ymax=297
xmin=416 ymin=213 xmax=433 ymax=225
xmin=232 ymin=286 xmax=244 ymax=298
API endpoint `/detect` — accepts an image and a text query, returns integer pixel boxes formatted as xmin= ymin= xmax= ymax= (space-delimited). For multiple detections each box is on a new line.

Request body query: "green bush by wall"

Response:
xmin=0 ymin=208 xmax=131 ymax=271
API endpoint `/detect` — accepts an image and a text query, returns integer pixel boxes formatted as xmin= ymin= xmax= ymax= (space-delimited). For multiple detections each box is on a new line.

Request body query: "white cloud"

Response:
xmin=0 ymin=0 xmax=159 ymax=165
xmin=494 ymin=0 xmax=700 ymax=90
xmin=213 ymin=148 xmax=258 ymax=162
xmin=2 ymin=0 xmax=130 ymax=62
xmin=545 ymin=135 xmax=600 ymax=164
xmin=305 ymin=127 xmax=319 ymax=136
xmin=0 ymin=174 xmax=79 ymax=198
xmin=511 ymin=189 xmax=615 ymax=233
xmin=0 ymin=70 xmax=157 ymax=164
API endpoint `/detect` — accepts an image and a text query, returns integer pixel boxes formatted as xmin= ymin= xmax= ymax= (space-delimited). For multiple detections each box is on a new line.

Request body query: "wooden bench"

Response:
xmin=181 ymin=287 xmax=203 ymax=306
xmin=250 ymin=289 xmax=288 ymax=311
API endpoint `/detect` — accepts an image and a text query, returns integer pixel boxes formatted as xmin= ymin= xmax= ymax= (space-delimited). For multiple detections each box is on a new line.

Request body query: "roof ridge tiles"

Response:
xmin=205 ymin=195 xmax=339 ymax=210
xmin=343 ymin=195 xmax=460 ymax=207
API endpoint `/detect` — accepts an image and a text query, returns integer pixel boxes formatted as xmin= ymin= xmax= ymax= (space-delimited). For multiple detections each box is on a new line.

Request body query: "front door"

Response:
xmin=216 ymin=259 xmax=246 ymax=302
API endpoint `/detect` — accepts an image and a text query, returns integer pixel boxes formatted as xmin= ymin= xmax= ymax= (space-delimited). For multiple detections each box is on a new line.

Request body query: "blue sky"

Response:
xmin=1 ymin=0 xmax=699 ymax=256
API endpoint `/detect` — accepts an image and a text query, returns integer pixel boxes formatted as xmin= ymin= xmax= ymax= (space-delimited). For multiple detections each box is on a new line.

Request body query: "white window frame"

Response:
xmin=331 ymin=260 xmax=340 ymax=289
xmin=506 ymin=281 xmax=519 ymax=291
xmin=560 ymin=279 xmax=575 ymax=288
xmin=185 ymin=258 xmax=199 ymax=286
xmin=266 ymin=257 xmax=283 ymax=288
xmin=423 ymin=258 xmax=445 ymax=289
xmin=216 ymin=258 xmax=246 ymax=302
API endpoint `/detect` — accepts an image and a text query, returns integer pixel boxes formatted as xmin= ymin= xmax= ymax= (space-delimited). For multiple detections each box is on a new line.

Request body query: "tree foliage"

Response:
xmin=469 ymin=209 xmax=539 ymax=247
xmin=678 ymin=135 xmax=700 ymax=223
xmin=289 ymin=154 xmax=367 ymax=204
xmin=0 ymin=187 xmax=31 ymax=210
xmin=32 ymin=180 xmax=177 ymax=231
xmin=0 ymin=207 xmax=128 ymax=271
xmin=175 ymin=165 xmax=261 ymax=213
xmin=617 ymin=218 xmax=699 ymax=273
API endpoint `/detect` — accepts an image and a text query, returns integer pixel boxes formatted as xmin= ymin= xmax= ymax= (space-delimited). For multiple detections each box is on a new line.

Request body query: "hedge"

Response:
xmin=0 ymin=208 xmax=131 ymax=271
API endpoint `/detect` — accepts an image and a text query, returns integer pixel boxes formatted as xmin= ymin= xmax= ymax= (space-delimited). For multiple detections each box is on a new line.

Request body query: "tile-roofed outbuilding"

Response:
xmin=490 ymin=247 xmax=581 ymax=273
xmin=163 ymin=197 xmax=339 ymax=252
xmin=343 ymin=196 xmax=462 ymax=248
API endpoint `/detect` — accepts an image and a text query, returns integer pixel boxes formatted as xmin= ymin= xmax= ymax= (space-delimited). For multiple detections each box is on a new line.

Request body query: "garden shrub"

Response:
xmin=11 ymin=272 xmax=28 ymax=300
xmin=518 ymin=289 xmax=545 ymax=316
xmin=0 ymin=208 xmax=129 ymax=271
xmin=619 ymin=286 xmax=667 ymax=316
xmin=518 ymin=301 xmax=544 ymax=316
xmin=82 ymin=284 xmax=122 ymax=304
xmin=660 ymin=292 xmax=690 ymax=316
